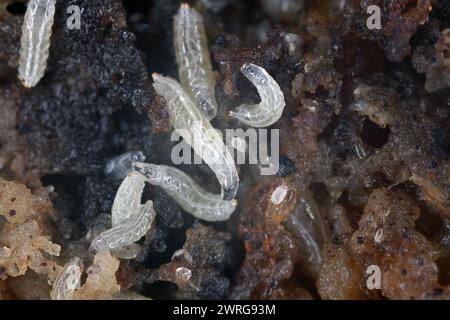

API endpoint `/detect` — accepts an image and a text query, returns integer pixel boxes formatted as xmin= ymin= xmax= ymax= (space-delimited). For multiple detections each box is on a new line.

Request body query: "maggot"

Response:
xmin=133 ymin=162 xmax=237 ymax=222
xmin=111 ymin=171 xmax=147 ymax=227
xmin=230 ymin=63 xmax=285 ymax=128
xmin=90 ymin=200 xmax=156 ymax=254
xmin=18 ymin=0 xmax=56 ymax=88
xmin=50 ymin=257 xmax=83 ymax=300
xmin=152 ymin=74 xmax=239 ymax=200
xmin=174 ymin=3 xmax=218 ymax=120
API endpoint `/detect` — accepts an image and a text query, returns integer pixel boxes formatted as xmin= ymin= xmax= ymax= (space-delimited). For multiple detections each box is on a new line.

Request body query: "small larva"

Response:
xmin=90 ymin=200 xmax=156 ymax=254
xmin=111 ymin=171 xmax=146 ymax=227
xmin=110 ymin=243 xmax=142 ymax=260
xmin=50 ymin=257 xmax=83 ymax=300
xmin=152 ymin=74 xmax=239 ymax=200
xmin=174 ymin=3 xmax=218 ymax=120
xmin=105 ymin=151 xmax=146 ymax=181
xmin=271 ymin=183 xmax=289 ymax=205
xmin=230 ymin=63 xmax=286 ymax=127
xmin=133 ymin=162 xmax=237 ymax=222
xmin=18 ymin=0 xmax=56 ymax=88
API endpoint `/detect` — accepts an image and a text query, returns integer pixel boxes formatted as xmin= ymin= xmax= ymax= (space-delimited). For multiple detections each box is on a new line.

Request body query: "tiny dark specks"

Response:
xmin=9 ymin=209 xmax=16 ymax=216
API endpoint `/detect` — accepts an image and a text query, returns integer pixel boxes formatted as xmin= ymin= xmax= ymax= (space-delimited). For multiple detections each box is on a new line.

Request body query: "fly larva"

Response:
xmin=18 ymin=0 xmax=56 ymax=88
xmin=111 ymin=171 xmax=146 ymax=227
xmin=229 ymin=63 xmax=285 ymax=128
xmin=152 ymin=74 xmax=239 ymax=200
xmin=90 ymin=200 xmax=156 ymax=254
xmin=173 ymin=4 xmax=218 ymax=120
xmin=105 ymin=151 xmax=146 ymax=181
xmin=110 ymin=243 xmax=142 ymax=260
xmin=50 ymin=257 xmax=83 ymax=300
xmin=271 ymin=184 xmax=289 ymax=205
xmin=133 ymin=162 xmax=237 ymax=222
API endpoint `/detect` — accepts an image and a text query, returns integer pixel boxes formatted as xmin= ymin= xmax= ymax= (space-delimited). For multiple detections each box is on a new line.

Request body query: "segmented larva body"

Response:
xmin=105 ymin=151 xmax=146 ymax=181
xmin=230 ymin=63 xmax=286 ymax=127
xmin=133 ymin=162 xmax=237 ymax=222
xmin=50 ymin=258 xmax=83 ymax=300
xmin=152 ymin=74 xmax=239 ymax=200
xmin=111 ymin=171 xmax=146 ymax=227
xmin=18 ymin=0 xmax=56 ymax=88
xmin=90 ymin=201 xmax=156 ymax=253
xmin=174 ymin=4 xmax=218 ymax=120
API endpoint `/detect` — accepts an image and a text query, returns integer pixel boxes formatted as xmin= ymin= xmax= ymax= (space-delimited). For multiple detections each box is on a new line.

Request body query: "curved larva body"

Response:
xmin=133 ymin=162 xmax=237 ymax=222
xmin=18 ymin=0 xmax=56 ymax=88
xmin=50 ymin=258 xmax=82 ymax=300
xmin=111 ymin=171 xmax=146 ymax=227
xmin=174 ymin=4 xmax=218 ymax=120
xmin=90 ymin=201 xmax=156 ymax=254
xmin=230 ymin=63 xmax=285 ymax=127
xmin=105 ymin=151 xmax=146 ymax=181
xmin=152 ymin=74 xmax=239 ymax=200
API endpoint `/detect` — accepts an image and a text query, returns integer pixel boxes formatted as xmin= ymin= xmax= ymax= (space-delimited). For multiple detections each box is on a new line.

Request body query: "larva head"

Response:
xmin=240 ymin=63 xmax=267 ymax=86
xmin=44 ymin=0 xmax=57 ymax=19
xmin=179 ymin=3 xmax=191 ymax=14
xmin=177 ymin=3 xmax=202 ymax=25
xmin=28 ymin=0 xmax=56 ymax=19
xmin=152 ymin=73 xmax=184 ymax=101
xmin=198 ymin=98 xmax=218 ymax=120
xmin=132 ymin=161 xmax=158 ymax=180
xmin=27 ymin=0 xmax=40 ymax=15
xmin=221 ymin=182 xmax=239 ymax=201
xmin=19 ymin=77 xmax=37 ymax=89
xmin=241 ymin=63 xmax=259 ymax=79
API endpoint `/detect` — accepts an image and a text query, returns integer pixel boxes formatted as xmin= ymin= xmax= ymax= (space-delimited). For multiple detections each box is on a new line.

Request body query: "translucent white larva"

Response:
xmin=230 ymin=63 xmax=286 ymax=127
xmin=90 ymin=201 xmax=156 ymax=254
xmin=111 ymin=171 xmax=146 ymax=227
xmin=18 ymin=0 xmax=56 ymax=88
xmin=133 ymin=162 xmax=237 ymax=222
xmin=110 ymin=243 xmax=142 ymax=260
xmin=50 ymin=257 xmax=83 ymax=300
xmin=152 ymin=74 xmax=239 ymax=200
xmin=105 ymin=151 xmax=146 ymax=181
xmin=173 ymin=4 xmax=218 ymax=120
xmin=271 ymin=184 xmax=289 ymax=205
